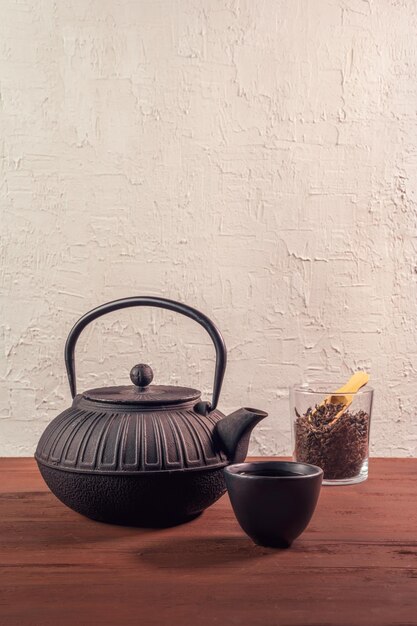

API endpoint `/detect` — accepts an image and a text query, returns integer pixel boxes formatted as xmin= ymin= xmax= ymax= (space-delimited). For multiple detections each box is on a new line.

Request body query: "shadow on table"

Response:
xmin=137 ymin=535 xmax=277 ymax=569
xmin=6 ymin=498 xmax=154 ymax=548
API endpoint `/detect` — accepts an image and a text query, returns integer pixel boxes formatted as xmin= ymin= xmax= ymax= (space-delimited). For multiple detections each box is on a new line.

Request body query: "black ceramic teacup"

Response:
xmin=224 ymin=461 xmax=323 ymax=548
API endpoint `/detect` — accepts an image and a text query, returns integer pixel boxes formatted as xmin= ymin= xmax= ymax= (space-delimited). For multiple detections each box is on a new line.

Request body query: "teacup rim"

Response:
xmin=224 ymin=461 xmax=323 ymax=480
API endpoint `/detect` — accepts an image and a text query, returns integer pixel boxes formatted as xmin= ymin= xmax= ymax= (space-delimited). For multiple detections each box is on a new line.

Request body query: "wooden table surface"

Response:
xmin=1 ymin=458 xmax=416 ymax=626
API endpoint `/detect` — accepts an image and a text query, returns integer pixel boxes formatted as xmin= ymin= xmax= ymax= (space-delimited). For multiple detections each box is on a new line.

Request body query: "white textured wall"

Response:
xmin=1 ymin=0 xmax=417 ymax=457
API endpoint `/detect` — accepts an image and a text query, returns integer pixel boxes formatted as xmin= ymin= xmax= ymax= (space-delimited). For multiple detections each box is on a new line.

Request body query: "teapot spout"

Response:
xmin=215 ymin=407 xmax=268 ymax=464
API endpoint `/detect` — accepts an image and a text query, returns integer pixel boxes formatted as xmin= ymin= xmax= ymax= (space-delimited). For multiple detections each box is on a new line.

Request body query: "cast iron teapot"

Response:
xmin=35 ymin=297 xmax=267 ymax=527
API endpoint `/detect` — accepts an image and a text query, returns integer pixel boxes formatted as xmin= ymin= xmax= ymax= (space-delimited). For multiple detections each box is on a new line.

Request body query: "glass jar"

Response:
xmin=290 ymin=383 xmax=373 ymax=485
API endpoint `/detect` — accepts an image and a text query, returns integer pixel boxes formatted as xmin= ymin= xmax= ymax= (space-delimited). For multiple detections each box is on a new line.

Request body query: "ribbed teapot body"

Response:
xmin=35 ymin=396 xmax=228 ymax=475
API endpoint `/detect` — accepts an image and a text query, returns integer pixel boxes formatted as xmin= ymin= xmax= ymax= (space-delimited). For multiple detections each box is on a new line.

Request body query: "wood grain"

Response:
xmin=0 ymin=458 xmax=416 ymax=626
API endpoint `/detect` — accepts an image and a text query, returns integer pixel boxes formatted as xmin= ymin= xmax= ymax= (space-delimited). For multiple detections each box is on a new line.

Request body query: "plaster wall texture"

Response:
xmin=1 ymin=0 xmax=417 ymax=457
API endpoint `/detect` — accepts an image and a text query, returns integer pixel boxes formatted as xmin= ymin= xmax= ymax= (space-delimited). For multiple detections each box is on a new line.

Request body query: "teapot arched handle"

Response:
xmin=64 ymin=296 xmax=227 ymax=413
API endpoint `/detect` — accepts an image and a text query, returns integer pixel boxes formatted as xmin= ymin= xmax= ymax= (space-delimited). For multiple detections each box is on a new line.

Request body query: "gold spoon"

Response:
xmin=310 ymin=371 xmax=370 ymax=425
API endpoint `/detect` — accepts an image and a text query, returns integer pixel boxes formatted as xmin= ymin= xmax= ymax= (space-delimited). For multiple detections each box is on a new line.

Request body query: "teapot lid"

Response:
xmin=82 ymin=363 xmax=201 ymax=407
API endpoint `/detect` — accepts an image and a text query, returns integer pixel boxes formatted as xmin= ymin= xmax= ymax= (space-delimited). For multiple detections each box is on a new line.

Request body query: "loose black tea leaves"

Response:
xmin=295 ymin=403 xmax=370 ymax=480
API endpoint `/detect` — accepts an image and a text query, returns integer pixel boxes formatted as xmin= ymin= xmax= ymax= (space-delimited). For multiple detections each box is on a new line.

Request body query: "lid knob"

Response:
xmin=130 ymin=363 xmax=154 ymax=388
